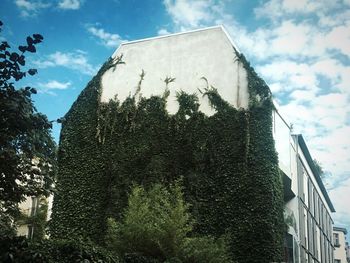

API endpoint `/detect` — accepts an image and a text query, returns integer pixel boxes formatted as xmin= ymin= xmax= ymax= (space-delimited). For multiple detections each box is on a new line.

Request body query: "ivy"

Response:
xmin=51 ymin=54 xmax=284 ymax=263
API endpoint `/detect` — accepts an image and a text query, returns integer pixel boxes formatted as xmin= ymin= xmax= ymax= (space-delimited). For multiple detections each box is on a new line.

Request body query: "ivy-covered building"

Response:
xmin=50 ymin=26 xmax=335 ymax=263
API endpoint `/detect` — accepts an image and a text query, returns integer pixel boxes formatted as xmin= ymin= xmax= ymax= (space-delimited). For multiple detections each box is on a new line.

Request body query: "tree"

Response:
xmin=0 ymin=20 xmax=56 ymax=234
xmin=105 ymin=183 xmax=233 ymax=262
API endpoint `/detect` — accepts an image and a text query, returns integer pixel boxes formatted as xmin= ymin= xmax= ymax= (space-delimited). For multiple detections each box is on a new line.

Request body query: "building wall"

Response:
xmin=334 ymin=227 xmax=348 ymax=263
xmin=101 ymin=26 xmax=249 ymax=115
xmin=294 ymin=136 xmax=334 ymax=263
xmin=17 ymin=196 xmax=38 ymax=238
xmin=16 ymin=195 xmax=52 ymax=239
xmin=272 ymin=110 xmax=335 ymax=263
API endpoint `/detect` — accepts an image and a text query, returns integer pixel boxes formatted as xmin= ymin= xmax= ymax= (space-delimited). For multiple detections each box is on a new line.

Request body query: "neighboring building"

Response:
xmin=346 ymin=241 xmax=350 ymax=263
xmin=16 ymin=195 xmax=52 ymax=239
xmin=333 ymin=227 xmax=348 ymax=263
xmin=17 ymin=196 xmax=40 ymax=238
xmin=274 ymin=108 xmax=336 ymax=263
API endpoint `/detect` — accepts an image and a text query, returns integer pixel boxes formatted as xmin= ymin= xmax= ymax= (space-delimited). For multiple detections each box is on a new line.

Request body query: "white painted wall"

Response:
xmin=101 ymin=26 xmax=249 ymax=115
xmin=334 ymin=229 xmax=347 ymax=263
xmin=17 ymin=197 xmax=32 ymax=237
xmin=273 ymin=109 xmax=292 ymax=177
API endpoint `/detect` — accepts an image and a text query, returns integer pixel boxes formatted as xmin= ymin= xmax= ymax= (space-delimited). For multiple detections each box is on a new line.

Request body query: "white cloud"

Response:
xmin=158 ymin=28 xmax=171 ymax=36
xmin=39 ymin=80 xmax=71 ymax=90
xmin=35 ymin=80 xmax=72 ymax=96
xmin=15 ymin=0 xmax=51 ymax=17
xmin=254 ymin=0 xmax=342 ymax=23
xmin=324 ymin=21 xmax=350 ymax=57
xmin=329 ymin=176 xmax=350 ymax=228
xmin=34 ymin=51 xmax=98 ymax=75
xmin=87 ymin=26 xmax=126 ymax=48
xmin=163 ymin=0 xmax=214 ymax=28
xmin=57 ymin=0 xmax=82 ymax=10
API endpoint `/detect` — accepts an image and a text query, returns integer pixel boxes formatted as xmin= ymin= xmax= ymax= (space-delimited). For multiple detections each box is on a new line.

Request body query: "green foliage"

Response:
xmin=313 ymin=158 xmax=325 ymax=178
xmin=0 ymin=235 xmax=118 ymax=263
xmin=0 ymin=210 xmax=17 ymax=237
xmin=105 ymin=183 xmax=232 ymax=263
xmin=52 ymin=52 xmax=284 ymax=263
xmin=49 ymin=66 xmax=106 ymax=241
xmin=180 ymin=237 xmax=232 ymax=263
xmin=0 ymin=21 xmax=56 ymax=235
xmin=105 ymin=183 xmax=192 ymax=260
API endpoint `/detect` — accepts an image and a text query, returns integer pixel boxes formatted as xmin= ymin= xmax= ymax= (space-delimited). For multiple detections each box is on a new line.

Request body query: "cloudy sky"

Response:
xmin=1 ymin=0 xmax=349 ymax=235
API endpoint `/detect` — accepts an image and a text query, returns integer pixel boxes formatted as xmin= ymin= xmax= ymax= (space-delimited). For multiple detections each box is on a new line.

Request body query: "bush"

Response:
xmin=180 ymin=236 xmax=232 ymax=263
xmin=0 ymin=235 xmax=119 ymax=263
xmin=105 ymin=183 xmax=233 ymax=263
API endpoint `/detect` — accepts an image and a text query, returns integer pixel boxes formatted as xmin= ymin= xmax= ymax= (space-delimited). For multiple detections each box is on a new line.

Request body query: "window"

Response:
xmin=284 ymin=233 xmax=294 ymax=263
xmin=334 ymin=259 xmax=341 ymax=263
xmin=27 ymin=225 xmax=34 ymax=239
xmin=316 ymin=227 xmax=321 ymax=260
xmin=334 ymin=233 xmax=340 ymax=247
xmin=303 ymin=172 xmax=309 ymax=205
xmin=30 ymin=197 xmax=38 ymax=216
xmin=308 ymin=181 xmax=313 ymax=212
xmin=304 ymin=208 xmax=308 ymax=249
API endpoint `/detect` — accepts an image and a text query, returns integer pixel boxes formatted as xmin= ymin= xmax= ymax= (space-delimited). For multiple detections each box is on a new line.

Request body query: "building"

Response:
xmin=273 ymin=105 xmax=335 ymax=263
xmin=333 ymin=226 xmax=348 ymax=263
xmin=107 ymin=25 xmax=336 ymax=263
xmin=52 ymin=25 xmax=335 ymax=262
xmin=16 ymin=195 xmax=53 ymax=240
xmin=17 ymin=196 xmax=40 ymax=238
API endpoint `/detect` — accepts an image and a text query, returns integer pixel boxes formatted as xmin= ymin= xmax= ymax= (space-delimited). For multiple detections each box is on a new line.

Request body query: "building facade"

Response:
xmin=17 ymin=196 xmax=40 ymax=238
xmin=333 ymin=226 xmax=348 ymax=263
xmin=50 ymin=25 xmax=336 ymax=262
xmin=16 ymin=195 xmax=53 ymax=239
xmin=274 ymin=108 xmax=335 ymax=263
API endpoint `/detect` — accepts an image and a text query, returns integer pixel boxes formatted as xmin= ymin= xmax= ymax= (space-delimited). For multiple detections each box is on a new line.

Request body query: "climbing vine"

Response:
xmin=50 ymin=54 xmax=284 ymax=263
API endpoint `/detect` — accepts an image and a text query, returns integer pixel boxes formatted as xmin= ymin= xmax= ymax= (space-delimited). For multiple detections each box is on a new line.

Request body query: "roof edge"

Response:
xmin=296 ymin=134 xmax=336 ymax=212
xmin=112 ymin=25 xmax=241 ymax=58
xmin=334 ymin=226 xmax=348 ymax=234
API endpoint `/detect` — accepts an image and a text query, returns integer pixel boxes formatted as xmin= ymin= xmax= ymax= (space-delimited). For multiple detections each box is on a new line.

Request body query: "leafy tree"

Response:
xmin=0 ymin=20 xmax=56 ymax=234
xmin=313 ymin=159 xmax=325 ymax=178
xmin=105 ymin=183 xmax=233 ymax=263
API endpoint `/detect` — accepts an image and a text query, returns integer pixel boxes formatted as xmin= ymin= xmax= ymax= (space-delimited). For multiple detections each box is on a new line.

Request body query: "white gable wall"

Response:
xmin=101 ymin=26 xmax=249 ymax=115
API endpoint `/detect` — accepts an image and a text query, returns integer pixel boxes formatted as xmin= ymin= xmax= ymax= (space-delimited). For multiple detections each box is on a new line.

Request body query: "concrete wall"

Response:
xmin=101 ymin=26 xmax=249 ymax=115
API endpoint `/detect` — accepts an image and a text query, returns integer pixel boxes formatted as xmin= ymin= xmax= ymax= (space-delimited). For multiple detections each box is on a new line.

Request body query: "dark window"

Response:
xmin=334 ymin=233 xmax=340 ymax=247
xmin=284 ymin=233 xmax=294 ymax=263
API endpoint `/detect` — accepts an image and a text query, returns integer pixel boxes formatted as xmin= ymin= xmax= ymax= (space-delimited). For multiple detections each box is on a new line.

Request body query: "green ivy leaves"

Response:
xmin=51 ymin=55 xmax=284 ymax=263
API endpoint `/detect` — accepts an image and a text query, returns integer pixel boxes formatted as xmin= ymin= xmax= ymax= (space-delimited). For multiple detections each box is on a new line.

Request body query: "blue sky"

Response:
xmin=1 ymin=0 xmax=349 ymax=236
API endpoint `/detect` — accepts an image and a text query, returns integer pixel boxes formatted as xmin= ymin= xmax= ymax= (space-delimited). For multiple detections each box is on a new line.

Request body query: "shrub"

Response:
xmin=0 ymin=235 xmax=119 ymax=263
xmin=105 ymin=183 xmax=233 ymax=263
xmin=180 ymin=236 xmax=232 ymax=263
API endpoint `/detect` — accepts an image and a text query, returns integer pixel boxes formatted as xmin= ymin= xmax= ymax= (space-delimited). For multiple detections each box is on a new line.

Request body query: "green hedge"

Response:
xmin=50 ymin=54 xmax=284 ymax=262
xmin=0 ymin=235 xmax=118 ymax=263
